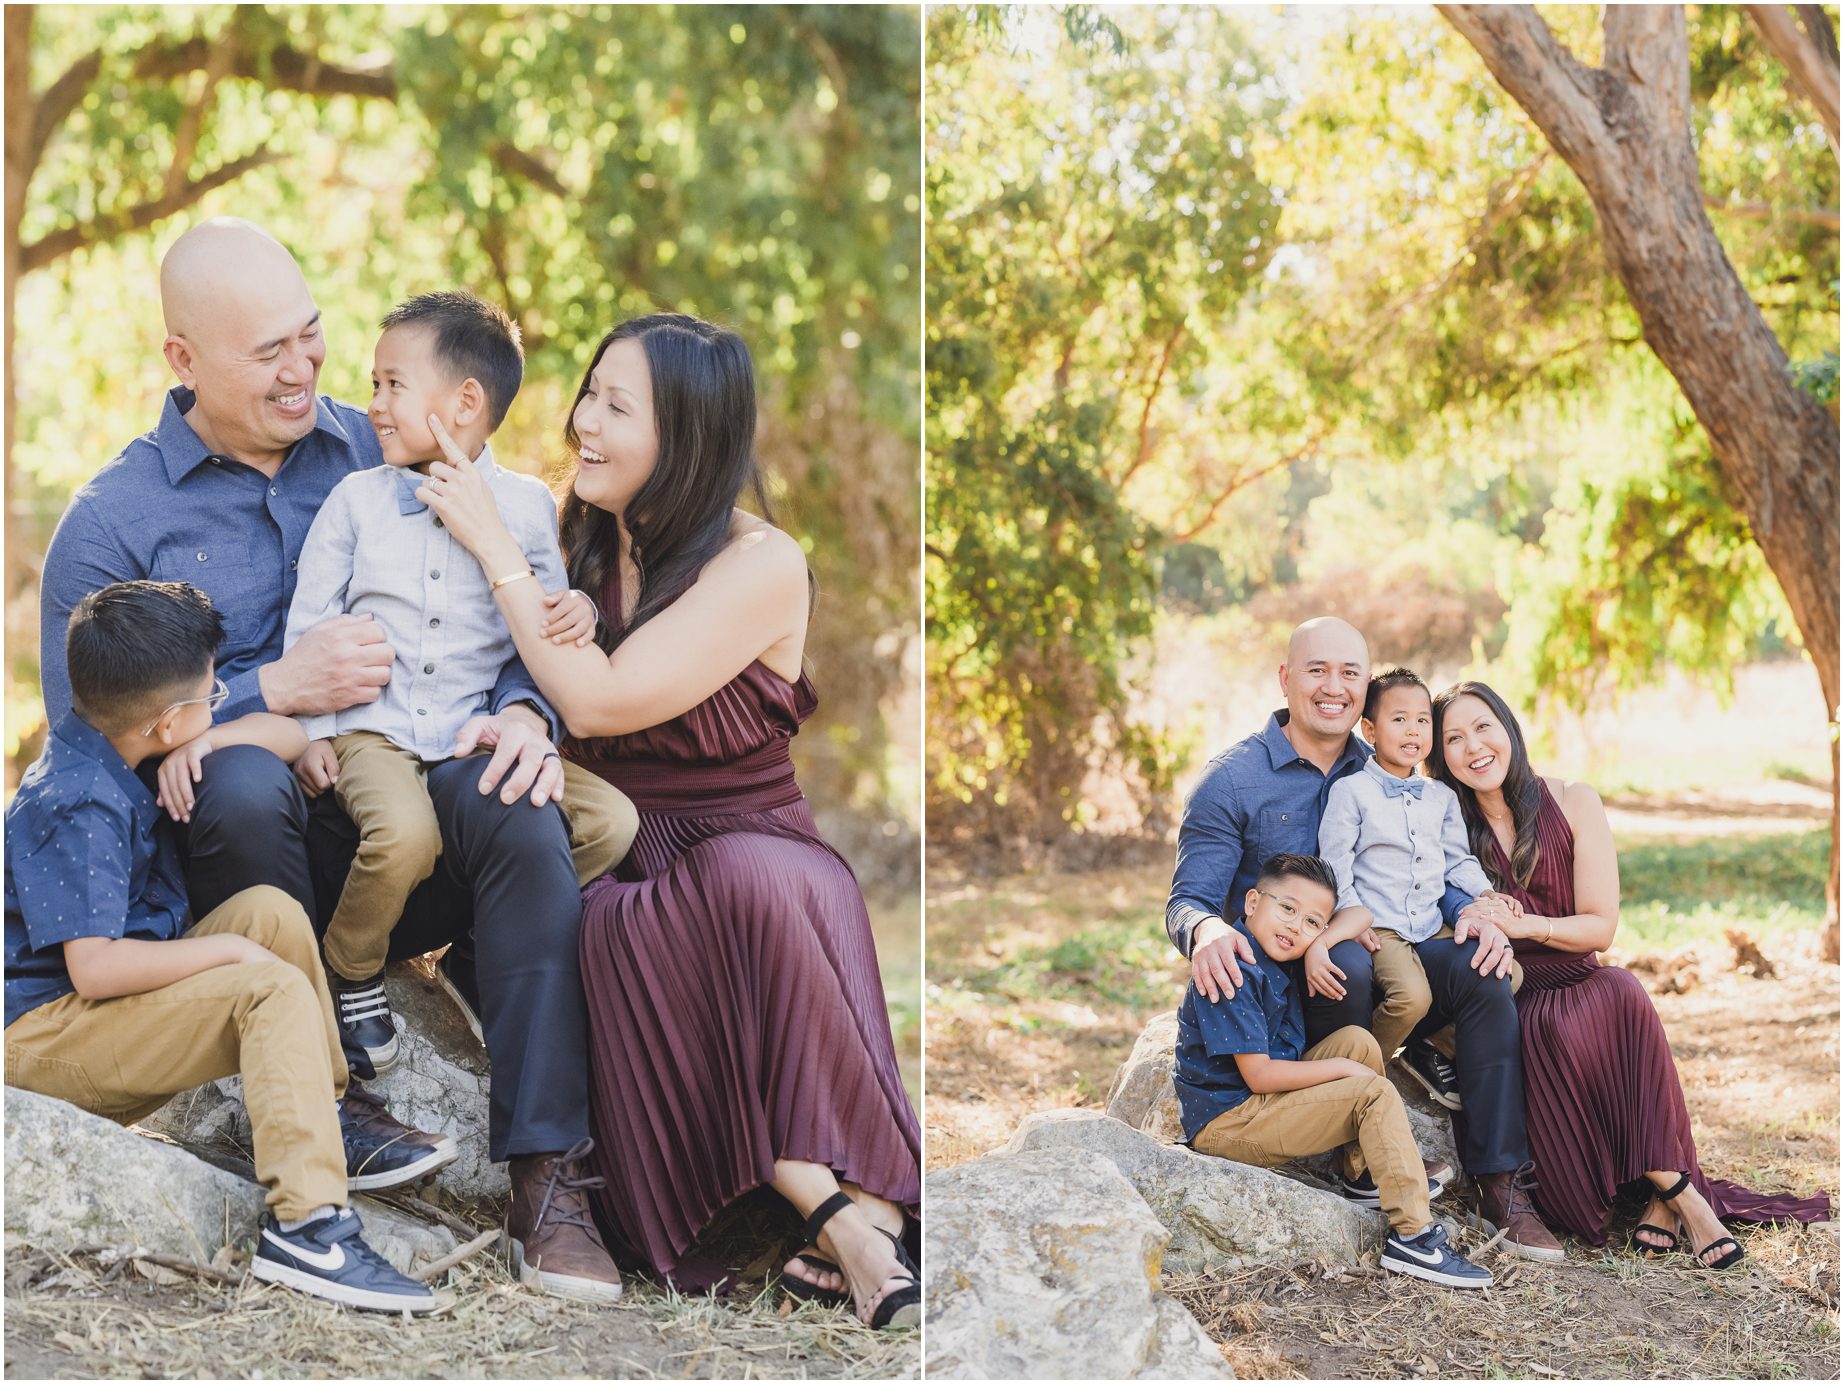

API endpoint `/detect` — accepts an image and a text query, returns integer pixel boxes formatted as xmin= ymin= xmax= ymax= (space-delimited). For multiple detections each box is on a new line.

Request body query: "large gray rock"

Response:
xmin=1105 ymin=1010 xmax=1459 ymax=1178
xmin=5 ymin=1087 xmax=455 ymax=1274
xmin=139 ymin=963 xmax=504 ymax=1199
xmin=924 ymin=1147 xmax=1231 ymax=1381
xmin=1007 ymin=1109 xmax=1376 ymax=1272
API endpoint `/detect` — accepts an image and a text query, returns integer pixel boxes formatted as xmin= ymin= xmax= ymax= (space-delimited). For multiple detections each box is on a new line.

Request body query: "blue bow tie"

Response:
xmin=1380 ymin=774 xmax=1424 ymax=799
xmin=395 ymin=468 xmax=429 ymax=515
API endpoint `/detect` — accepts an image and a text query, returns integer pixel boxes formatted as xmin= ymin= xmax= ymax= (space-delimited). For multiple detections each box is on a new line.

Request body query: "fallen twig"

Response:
xmin=130 ymin=1252 xmax=240 ymax=1287
xmin=413 ymin=1229 xmax=498 ymax=1283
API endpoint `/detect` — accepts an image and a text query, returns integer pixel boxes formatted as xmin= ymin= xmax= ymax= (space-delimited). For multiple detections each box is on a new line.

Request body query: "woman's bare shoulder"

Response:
xmin=711 ymin=512 xmax=807 ymax=583
xmin=1543 ymin=776 xmax=1606 ymax=824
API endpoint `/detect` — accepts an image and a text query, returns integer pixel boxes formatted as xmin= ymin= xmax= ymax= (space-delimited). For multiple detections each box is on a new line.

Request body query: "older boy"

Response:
xmin=1175 ymin=853 xmax=1490 ymax=1288
xmin=4 ymin=582 xmax=444 ymax=1311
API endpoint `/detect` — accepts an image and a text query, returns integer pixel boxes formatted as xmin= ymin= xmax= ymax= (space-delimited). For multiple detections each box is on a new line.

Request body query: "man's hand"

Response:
xmin=1302 ymin=940 xmax=1346 ymax=1000
xmin=155 ymin=732 xmax=216 ymax=824
xmin=454 ymin=710 xmax=566 ymax=807
xmin=260 ymin=614 xmax=393 ymax=717
xmin=293 ymin=739 xmax=341 ymax=800
xmin=1190 ymin=918 xmax=1254 ymax=1004
xmin=1453 ymin=907 xmax=1517 ymax=979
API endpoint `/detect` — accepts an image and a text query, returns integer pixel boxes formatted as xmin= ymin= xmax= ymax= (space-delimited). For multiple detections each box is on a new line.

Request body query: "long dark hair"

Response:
xmin=557 ymin=313 xmax=774 ymax=648
xmin=1429 ymin=680 xmax=1542 ymax=890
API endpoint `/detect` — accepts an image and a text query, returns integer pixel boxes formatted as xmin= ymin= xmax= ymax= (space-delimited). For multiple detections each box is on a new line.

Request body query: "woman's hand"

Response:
xmin=541 ymin=588 xmax=599 ymax=647
xmin=156 ymin=732 xmax=217 ymax=823
xmin=418 ymin=416 xmax=525 ymax=573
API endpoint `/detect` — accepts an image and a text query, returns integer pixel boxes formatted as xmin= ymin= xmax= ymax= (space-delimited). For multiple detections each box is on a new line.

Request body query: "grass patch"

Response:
xmin=1616 ymin=830 xmax=1827 ymax=949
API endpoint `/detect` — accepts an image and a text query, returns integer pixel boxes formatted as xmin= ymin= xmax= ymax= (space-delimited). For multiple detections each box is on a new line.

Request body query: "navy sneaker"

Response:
xmin=341 ymin=1086 xmax=457 ymax=1191
xmin=1338 ymin=1159 xmax=1453 ymax=1206
xmin=1381 ymin=1223 xmax=1493 ymax=1289
xmin=331 ymin=968 xmax=399 ymax=1079
xmin=434 ymin=937 xmax=483 ymax=1046
xmin=1399 ymin=1041 xmax=1463 ymax=1111
xmin=252 ymin=1208 xmax=439 ymax=1312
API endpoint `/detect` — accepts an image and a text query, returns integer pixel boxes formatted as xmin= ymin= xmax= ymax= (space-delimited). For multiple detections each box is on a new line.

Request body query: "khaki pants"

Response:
xmin=1192 ymin=1026 xmax=1430 ymax=1236
xmin=322 ymin=731 xmax=638 ymax=981
xmin=3 ymin=886 xmax=349 ymax=1219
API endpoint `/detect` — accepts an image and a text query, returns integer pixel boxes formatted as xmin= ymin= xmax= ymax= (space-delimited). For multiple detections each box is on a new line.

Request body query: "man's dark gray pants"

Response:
xmin=1303 ymin=934 xmax=1529 ymax=1175
xmin=167 ymin=742 xmax=591 ymax=1163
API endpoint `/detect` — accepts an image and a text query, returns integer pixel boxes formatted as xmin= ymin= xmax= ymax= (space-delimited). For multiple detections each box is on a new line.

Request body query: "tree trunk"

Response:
xmin=1438 ymin=4 xmax=1842 ymax=942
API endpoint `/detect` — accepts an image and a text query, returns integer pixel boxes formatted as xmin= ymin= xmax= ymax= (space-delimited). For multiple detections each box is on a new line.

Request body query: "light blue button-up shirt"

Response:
xmin=282 ymin=446 xmax=568 ymax=759
xmin=1317 ymin=756 xmax=1493 ymax=942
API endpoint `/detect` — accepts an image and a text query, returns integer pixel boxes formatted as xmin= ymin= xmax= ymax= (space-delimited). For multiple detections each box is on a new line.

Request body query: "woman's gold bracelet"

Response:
xmin=490 ymin=568 xmax=536 ymax=592
xmin=1541 ymin=922 xmax=1555 ymax=946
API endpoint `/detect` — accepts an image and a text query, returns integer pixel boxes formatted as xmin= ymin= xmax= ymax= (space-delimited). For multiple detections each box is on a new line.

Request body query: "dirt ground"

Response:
xmin=927 ymin=844 xmax=1840 ymax=1379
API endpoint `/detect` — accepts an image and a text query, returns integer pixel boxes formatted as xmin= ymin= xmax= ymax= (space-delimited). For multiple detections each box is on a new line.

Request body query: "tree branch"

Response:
xmin=1744 ymin=4 xmax=1841 ymax=152
xmin=1168 ymin=430 xmax=1327 ymax=544
xmin=29 ymin=48 xmax=103 ymax=175
xmin=1436 ymin=6 xmax=1610 ymax=165
xmin=132 ymin=31 xmax=397 ymax=100
xmin=20 ymin=150 xmax=280 ymax=272
xmin=163 ymin=15 xmax=242 ymax=202
xmin=1702 ymin=189 xmax=1840 ymax=230
xmin=486 ymin=140 xmax=569 ymax=199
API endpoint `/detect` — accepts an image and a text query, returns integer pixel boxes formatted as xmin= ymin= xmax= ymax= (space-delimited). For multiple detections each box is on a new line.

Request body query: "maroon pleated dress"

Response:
xmin=565 ymin=573 xmax=922 ymax=1289
xmin=1491 ymin=781 xmax=1830 ymax=1244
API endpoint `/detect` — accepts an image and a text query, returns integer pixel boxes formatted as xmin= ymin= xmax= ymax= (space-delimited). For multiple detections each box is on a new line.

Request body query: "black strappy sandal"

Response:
xmin=788 ymin=1191 xmax=921 ymax=1328
xmin=1654 ymin=1171 xmax=1745 ymax=1271
xmin=1632 ymin=1173 xmax=1685 ymax=1257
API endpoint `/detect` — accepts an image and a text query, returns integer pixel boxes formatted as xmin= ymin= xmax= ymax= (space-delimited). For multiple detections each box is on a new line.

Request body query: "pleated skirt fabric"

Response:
xmin=577 ymin=798 xmax=921 ymax=1287
xmin=1496 ymin=785 xmax=1830 ymax=1243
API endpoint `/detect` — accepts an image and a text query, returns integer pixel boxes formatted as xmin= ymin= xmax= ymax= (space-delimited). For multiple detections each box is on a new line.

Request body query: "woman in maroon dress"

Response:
xmin=1429 ymin=681 xmax=1830 ymax=1267
xmin=419 ymin=314 xmax=920 ymax=1327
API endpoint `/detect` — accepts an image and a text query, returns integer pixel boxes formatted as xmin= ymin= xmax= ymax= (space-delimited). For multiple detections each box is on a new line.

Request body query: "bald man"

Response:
xmin=37 ymin=220 xmax=621 ymax=1291
xmin=1165 ymin=616 xmax=1564 ymax=1261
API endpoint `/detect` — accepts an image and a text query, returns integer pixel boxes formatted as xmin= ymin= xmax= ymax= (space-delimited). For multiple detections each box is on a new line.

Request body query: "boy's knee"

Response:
xmin=1326 ymin=1024 xmax=1383 ymax=1065
xmin=222 ymin=885 xmax=313 ymax=946
xmin=365 ymin=808 xmax=443 ymax=872
xmin=570 ymin=791 xmax=638 ymax=859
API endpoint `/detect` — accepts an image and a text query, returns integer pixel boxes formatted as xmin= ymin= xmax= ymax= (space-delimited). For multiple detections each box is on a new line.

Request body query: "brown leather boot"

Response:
xmin=504 ymin=1138 xmax=623 ymax=1302
xmin=1473 ymin=1161 xmax=1565 ymax=1263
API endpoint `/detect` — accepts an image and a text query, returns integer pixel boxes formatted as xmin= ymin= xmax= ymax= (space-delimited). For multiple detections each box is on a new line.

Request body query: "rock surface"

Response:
xmin=1007 ymin=1109 xmax=1378 ymax=1272
xmin=924 ymin=1146 xmax=1231 ymax=1380
xmin=5 ymin=1087 xmax=455 ymax=1275
xmin=1105 ymin=1010 xmax=1460 ymax=1178
xmin=138 ymin=963 xmax=505 ymax=1199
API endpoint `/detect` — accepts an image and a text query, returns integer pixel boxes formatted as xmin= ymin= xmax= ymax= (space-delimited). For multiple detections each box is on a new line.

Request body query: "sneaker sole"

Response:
xmin=504 ymin=1231 xmax=623 ymax=1303
xmin=433 ymin=969 xmax=485 ymax=1046
xmin=251 ymin=1254 xmax=441 ymax=1312
xmin=1381 ymin=1255 xmax=1492 ymax=1289
xmin=348 ymin=1139 xmax=459 ymax=1192
xmin=1394 ymin=1056 xmax=1464 ymax=1111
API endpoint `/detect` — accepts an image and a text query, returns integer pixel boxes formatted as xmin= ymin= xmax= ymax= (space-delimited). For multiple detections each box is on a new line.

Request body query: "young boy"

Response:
xmin=1314 ymin=668 xmax=1524 ymax=1107
xmin=4 ymin=581 xmax=444 ymax=1312
xmin=1174 ymin=852 xmax=1491 ymax=1288
xmin=273 ymin=291 xmax=637 ymax=1074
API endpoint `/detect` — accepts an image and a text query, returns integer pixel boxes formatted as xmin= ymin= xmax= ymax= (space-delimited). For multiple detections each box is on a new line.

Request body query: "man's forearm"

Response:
xmin=1167 ymin=898 xmax=1219 ymax=958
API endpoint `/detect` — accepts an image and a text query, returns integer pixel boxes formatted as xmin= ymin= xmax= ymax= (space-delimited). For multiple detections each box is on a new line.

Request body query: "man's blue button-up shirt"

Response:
xmin=4 ymin=714 xmax=191 ymax=1028
xmin=1165 ymin=710 xmax=1372 ymax=957
xmin=1172 ymin=918 xmax=1306 ymax=1140
xmin=38 ymin=386 xmax=549 ymax=732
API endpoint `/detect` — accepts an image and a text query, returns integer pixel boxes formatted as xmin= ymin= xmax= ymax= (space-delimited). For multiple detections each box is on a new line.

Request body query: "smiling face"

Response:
xmin=1364 ymin=681 xmax=1433 ymax=777
xmin=1279 ymin=618 xmax=1369 ymax=745
xmin=1241 ymin=874 xmax=1336 ymax=962
xmin=1438 ymin=692 xmax=1515 ymax=793
xmin=369 ymin=325 xmax=465 ymax=467
xmin=569 ymin=337 xmax=659 ymax=518
xmin=161 ymin=225 xmax=324 ymax=469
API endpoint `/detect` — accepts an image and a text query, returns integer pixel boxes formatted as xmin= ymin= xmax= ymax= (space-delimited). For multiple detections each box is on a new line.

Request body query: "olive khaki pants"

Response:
xmin=2 ymin=885 xmax=349 ymax=1220
xmin=1191 ymin=1025 xmax=1431 ymax=1236
xmin=322 ymin=731 xmax=638 ymax=981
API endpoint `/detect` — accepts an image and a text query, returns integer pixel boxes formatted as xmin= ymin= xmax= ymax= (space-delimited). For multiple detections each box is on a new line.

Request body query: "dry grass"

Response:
xmin=4 ymin=1240 xmax=919 ymax=1380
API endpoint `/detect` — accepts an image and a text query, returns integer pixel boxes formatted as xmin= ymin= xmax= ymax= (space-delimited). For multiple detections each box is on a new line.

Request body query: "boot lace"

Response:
xmin=533 ymin=1137 xmax=608 ymax=1237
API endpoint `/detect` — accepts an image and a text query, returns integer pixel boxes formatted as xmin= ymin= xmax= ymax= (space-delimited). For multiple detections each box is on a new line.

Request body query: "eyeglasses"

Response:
xmin=141 ymin=677 xmax=229 ymax=737
xmin=1257 ymin=890 xmax=1329 ymax=936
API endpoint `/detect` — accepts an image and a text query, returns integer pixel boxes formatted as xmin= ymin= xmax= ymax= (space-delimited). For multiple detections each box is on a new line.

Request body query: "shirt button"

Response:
xmin=429 ymin=617 xmax=440 ymax=628
xmin=270 ymin=486 xmax=278 ymax=496
xmin=196 ymin=552 xmax=207 ymax=561
xmin=416 ymin=708 xmax=427 ymax=716
xmin=434 ymin=517 xmax=445 ymax=528
xmin=423 ymin=663 xmax=435 ymax=674
xmin=430 ymin=570 xmax=441 ymax=580
xmin=291 ymin=559 xmax=298 ymax=570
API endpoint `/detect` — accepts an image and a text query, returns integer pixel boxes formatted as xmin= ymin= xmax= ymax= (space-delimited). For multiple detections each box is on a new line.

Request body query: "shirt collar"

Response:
xmin=1231 ymin=917 xmax=1290 ymax=998
xmin=48 ymin=712 xmax=153 ymax=811
xmin=1363 ymin=755 xmax=1422 ymax=792
xmin=1260 ymin=709 xmax=1371 ymax=773
xmin=395 ymin=442 xmax=499 ymax=514
xmin=157 ymin=385 xmax=361 ymax=486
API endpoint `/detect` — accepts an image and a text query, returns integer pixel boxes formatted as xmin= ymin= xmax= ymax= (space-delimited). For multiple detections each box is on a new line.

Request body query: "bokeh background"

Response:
xmin=4 ymin=3 xmax=922 ymax=1094
xmin=926 ymin=6 xmax=1838 ymax=1378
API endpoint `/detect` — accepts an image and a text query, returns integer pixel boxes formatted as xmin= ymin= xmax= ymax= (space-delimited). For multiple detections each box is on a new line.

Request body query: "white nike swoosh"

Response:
xmin=265 ymin=1227 xmax=346 ymax=1271
xmin=1393 ymin=1240 xmax=1446 ymax=1265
